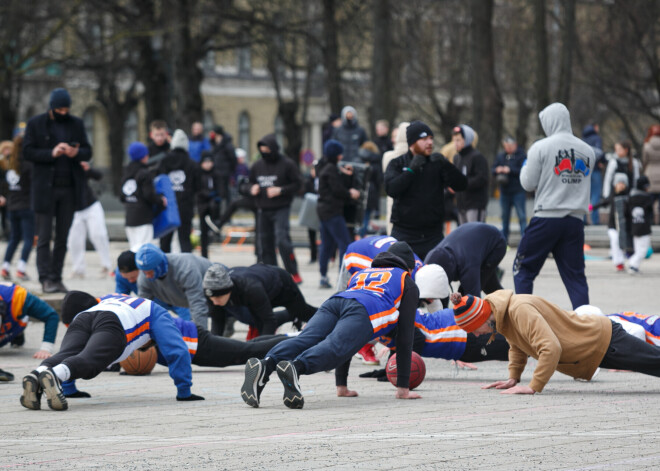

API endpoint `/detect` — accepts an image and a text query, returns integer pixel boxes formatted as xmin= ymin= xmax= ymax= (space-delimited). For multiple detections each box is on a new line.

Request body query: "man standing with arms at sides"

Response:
xmin=384 ymin=121 xmax=467 ymax=259
xmin=23 ymin=88 xmax=92 ymax=293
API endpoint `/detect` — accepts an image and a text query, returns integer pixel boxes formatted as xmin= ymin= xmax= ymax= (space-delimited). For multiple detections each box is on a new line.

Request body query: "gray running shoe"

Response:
xmin=276 ymin=361 xmax=304 ymax=409
xmin=38 ymin=369 xmax=68 ymax=411
xmin=241 ymin=358 xmax=268 ymax=408
xmin=20 ymin=371 xmax=41 ymax=410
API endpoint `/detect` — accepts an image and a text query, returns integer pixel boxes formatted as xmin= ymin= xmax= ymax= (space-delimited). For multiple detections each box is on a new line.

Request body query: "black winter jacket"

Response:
xmin=157 ymin=148 xmax=200 ymax=210
xmin=197 ymin=166 xmax=223 ymax=213
xmin=80 ymin=167 xmax=103 ymax=210
xmin=224 ymin=264 xmax=294 ymax=335
xmin=454 ymin=145 xmax=490 ymax=211
xmin=385 ymin=151 xmax=467 ymax=231
xmin=212 ymin=134 xmax=237 ymax=177
xmin=23 ymin=111 xmax=92 ymax=213
xmin=121 ymin=160 xmax=165 ymax=227
xmin=317 ymin=162 xmax=353 ymax=221
xmin=249 ymin=134 xmax=301 ymax=210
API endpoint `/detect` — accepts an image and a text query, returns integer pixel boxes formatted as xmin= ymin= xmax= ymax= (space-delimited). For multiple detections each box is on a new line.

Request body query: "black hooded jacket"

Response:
xmin=249 ymin=134 xmax=302 ymax=210
xmin=334 ymin=251 xmax=419 ymax=389
xmin=157 ymin=148 xmax=200 ymax=211
xmin=317 ymin=155 xmax=354 ymax=221
xmin=454 ymin=145 xmax=490 ymax=210
xmin=121 ymin=160 xmax=165 ymax=227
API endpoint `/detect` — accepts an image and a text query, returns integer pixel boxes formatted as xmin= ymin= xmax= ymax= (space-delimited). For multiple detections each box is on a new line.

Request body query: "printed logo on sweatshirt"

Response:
xmin=257 ymin=175 xmax=277 ymax=187
xmin=5 ymin=169 xmax=20 ymax=190
xmin=122 ymin=179 xmax=137 ymax=201
xmin=553 ymin=149 xmax=590 ymax=184
xmin=169 ymin=170 xmax=186 ymax=192
xmin=632 ymin=206 xmax=645 ymax=224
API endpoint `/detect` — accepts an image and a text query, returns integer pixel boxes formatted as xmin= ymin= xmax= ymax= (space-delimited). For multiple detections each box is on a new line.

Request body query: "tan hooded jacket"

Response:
xmin=485 ymin=290 xmax=612 ymax=393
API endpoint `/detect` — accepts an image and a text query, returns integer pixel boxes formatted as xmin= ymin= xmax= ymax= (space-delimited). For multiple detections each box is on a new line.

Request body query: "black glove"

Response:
xmin=429 ymin=152 xmax=447 ymax=163
xmin=409 ymin=154 xmax=427 ymax=172
xmin=65 ymin=390 xmax=91 ymax=398
xmin=359 ymin=368 xmax=386 ymax=378
xmin=176 ymin=393 xmax=205 ymax=401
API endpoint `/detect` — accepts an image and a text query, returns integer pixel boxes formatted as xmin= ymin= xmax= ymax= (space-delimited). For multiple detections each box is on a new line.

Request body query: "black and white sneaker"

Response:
xmin=38 ymin=369 xmax=68 ymax=411
xmin=241 ymin=358 xmax=268 ymax=408
xmin=20 ymin=371 xmax=41 ymax=410
xmin=276 ymin=361 xmax=304 ymax=409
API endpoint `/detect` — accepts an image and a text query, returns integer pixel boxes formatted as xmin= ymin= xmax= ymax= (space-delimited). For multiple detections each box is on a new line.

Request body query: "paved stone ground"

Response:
xmin=3 ymin=237 xmax=660 ymax=470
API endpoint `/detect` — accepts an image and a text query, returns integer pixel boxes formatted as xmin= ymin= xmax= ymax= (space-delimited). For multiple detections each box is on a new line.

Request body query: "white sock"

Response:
xmin=17 ymin=260 xmax=26 ymax=272
xmin=52 ymin=364 xmax=71 ymax=382
xmin=2 ymin=261 xmax=9 ymax=270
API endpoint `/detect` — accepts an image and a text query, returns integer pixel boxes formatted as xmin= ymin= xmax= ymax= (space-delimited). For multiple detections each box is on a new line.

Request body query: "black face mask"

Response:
xmin=52 ymin=111 xmax=70 ymax=122
xmin=261 ymin=151 xmax=276 ymax=162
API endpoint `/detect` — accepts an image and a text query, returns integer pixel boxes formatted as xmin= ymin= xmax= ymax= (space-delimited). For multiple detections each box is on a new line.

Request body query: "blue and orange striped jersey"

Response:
xmin=0 ymin=282 xmax=27 ymax=347
xmin=343 ymin=236 xmax=423 ymax=278
xmin=171 ymin=317 xmax=199 ymax=356
xmin=379 ymin=308 xmax=467 ymax=360
xmin=87 ymin=294 xmax=154 ymax=363
xmin=335 ymin=266 xmax=408 ymax=339
xmin=609 ymin=312 xmax=660 ymax=346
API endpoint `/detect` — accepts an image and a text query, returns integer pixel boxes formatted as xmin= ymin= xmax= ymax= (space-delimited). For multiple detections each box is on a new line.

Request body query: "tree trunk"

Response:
xmin=470 ymin=0 xmax=503 ymax=163
xmin=136 ymin=37 xmax=171 ymax=130
xmin=170 ymin=0 xmax=204 ymax=132
xmin=370 ymin=0 xmax=396 ymax=134
xmin=322 ymin=0 xmax=343 ymax=114
xmin=533 ymin=0 xmax=550 ymax=111
xmin=0 ymin=86 xmax=17 ymax=140
xmin=279 ymin=101 xmax=302 ymax=162
xmin=556 ymin=0 xmax=576 ymax=106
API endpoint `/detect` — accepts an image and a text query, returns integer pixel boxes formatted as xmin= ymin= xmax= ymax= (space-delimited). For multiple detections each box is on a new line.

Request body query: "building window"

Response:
xmin=123 ymin=110 xmax=138 ymax=162
xmin=203 ymin=110 xmax=215 ymax=134
xmin=238 ymin=111 xmax=250 ymax=154
xmin=237 ymin=46 xmax=251 ymax=75
xmin=83 ymin=108 xmax=95 ymax=149
xmin=274 ymin=115 xmax=284 ymax=150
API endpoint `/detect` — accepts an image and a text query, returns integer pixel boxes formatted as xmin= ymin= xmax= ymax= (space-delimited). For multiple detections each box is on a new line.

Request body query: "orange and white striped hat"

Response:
xmin=453 ymin=295 xmax=492 ymax=333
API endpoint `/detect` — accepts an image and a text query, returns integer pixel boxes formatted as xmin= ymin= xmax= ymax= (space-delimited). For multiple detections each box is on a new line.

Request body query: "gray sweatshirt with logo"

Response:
xmin=520 ymin=103 xmax=595 ymax=219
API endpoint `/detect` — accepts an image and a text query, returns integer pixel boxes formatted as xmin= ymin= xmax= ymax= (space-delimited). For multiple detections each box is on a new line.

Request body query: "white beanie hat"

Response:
xmin=574 ymin=305 xmax=605 ymax=317
xmin=171 ymin=129 xmax=189 ymax=151
xmin=415 ymin=264 xmax=450 ymax=299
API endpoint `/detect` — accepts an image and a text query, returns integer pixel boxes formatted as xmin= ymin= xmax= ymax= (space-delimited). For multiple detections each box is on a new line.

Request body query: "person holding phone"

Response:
xmin=23 ymin=88 xmax=92 ymax=293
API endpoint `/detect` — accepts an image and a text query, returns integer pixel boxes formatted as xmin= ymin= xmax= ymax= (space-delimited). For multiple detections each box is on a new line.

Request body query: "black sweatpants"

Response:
xmin=161 ymin=204 xmax=193 ymax=253
xmin=35 ymin=186 xmax=76 ymax=283
xmin=599 ymin=321 xmax=660 ymax=376
xmin=192 ymin=326 xmax=288 ymax=367
xmin=459 ymin=333 xmax=510 ymax=362
xmin=41 ymin=311 xmax=126 ymax=380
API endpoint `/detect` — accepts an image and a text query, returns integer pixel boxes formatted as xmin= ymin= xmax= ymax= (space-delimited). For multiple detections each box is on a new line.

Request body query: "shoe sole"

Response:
xmin=20 ymin=375 xmax=41 ymax=410
xmin=355 ymin=354 xmax=380 ymax=366
xmin=39 ymin=371 xmax=68 ymax=411
xmin=276 ymin=362 xmax=304 ymax=409
xmin=240 ymin=358 xmax=263 ymax=408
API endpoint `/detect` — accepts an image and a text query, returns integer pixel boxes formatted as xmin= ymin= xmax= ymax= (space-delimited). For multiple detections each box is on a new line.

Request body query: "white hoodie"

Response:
xmin=520 ymin=103 xmax=595 ymax=218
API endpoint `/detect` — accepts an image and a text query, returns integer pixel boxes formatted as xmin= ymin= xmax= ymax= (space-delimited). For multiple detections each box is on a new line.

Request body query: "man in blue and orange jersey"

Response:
xmin=20 ymin=291 xmax=204 ymax=411
xmin=240 ymin=243 xmax=421 ymax=409
xmin=337 ymin=237 xmax=424 ymax=366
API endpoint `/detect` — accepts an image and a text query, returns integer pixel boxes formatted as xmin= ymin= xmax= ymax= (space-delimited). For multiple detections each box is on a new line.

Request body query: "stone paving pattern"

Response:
xmin=3 ymin=239 xmax=660 ymax=470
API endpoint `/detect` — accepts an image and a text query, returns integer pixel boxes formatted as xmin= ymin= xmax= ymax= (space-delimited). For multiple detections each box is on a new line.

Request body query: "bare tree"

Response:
xmin=0 ymin=1 xmax=80 ymax=137
xmin=370 ymin=0 xmax=397 ymax=135
xmin=555 ymin=0 xmax=576 ymax=106
xmin=470 ymin=0 xmax=503 ymax=161
xmin=533 ymin=0 xmax=550 ymax=111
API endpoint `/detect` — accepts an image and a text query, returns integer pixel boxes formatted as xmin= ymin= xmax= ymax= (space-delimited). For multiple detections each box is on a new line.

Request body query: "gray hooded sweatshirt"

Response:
xmin=520 ymin=103 xmax=595 ymax=219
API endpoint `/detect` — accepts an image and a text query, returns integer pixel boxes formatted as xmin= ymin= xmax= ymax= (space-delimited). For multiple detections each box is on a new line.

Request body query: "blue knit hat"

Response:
xmin=49 ymin=88 xmax=71 ymax=109
xmin=323 ymin=139 xmax=344 ymax=161
xmin=127 ymin=142 xmax=149 ymax=162
xmin=135 ymin=243 xmax=169 ymax=280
